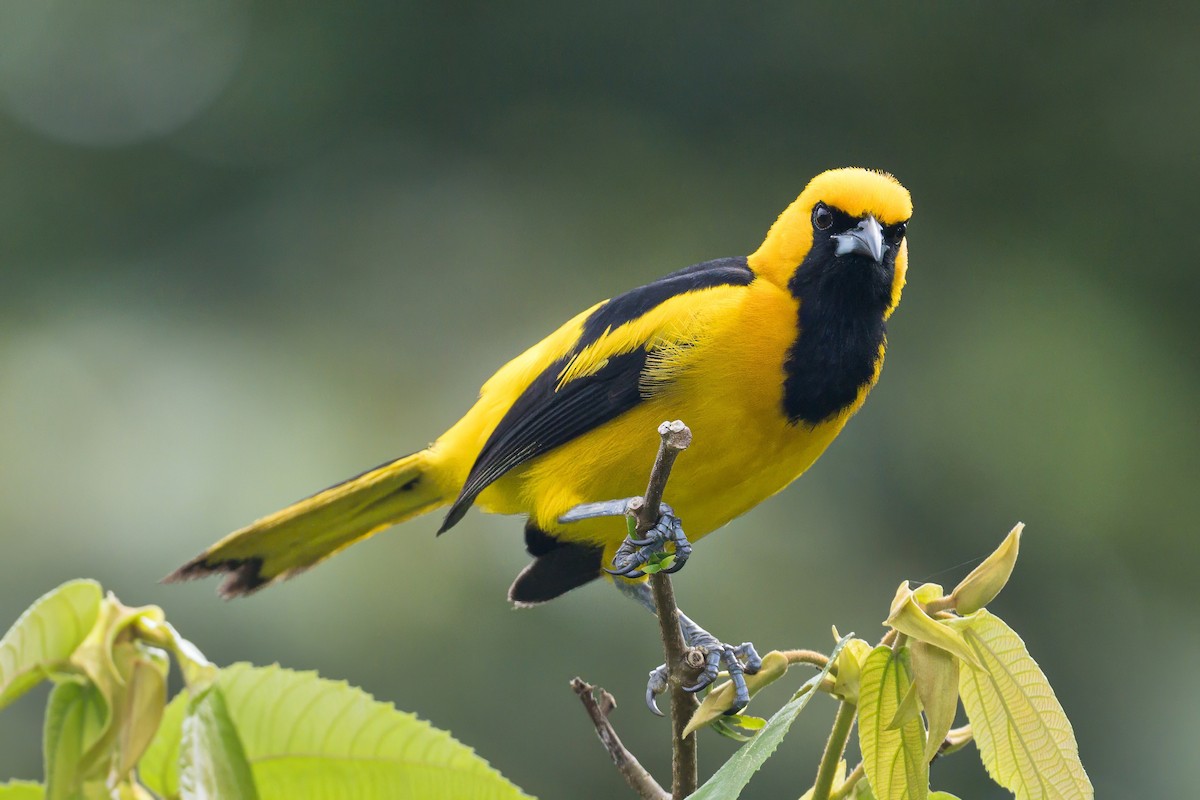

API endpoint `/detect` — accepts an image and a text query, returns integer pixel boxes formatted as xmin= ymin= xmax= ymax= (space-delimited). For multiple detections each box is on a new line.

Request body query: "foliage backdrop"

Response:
xmin=1 ymin=3 xmax=1195 ymax=797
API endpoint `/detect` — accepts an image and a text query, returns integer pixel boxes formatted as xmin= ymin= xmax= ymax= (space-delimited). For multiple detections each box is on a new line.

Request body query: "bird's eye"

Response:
xmin=812 ymin=204 xmax=833 ymax=231
xmin=888 ymin=223 xmax=907 ymax=246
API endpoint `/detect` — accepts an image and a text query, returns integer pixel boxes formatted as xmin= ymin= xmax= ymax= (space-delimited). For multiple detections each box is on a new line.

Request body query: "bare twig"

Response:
xmin=571 ymin=678 xmax=671 ymax=800
xmin=631 ymin=420 xmax=700 ymax=799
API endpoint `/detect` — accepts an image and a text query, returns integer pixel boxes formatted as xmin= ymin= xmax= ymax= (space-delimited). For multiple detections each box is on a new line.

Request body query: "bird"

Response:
xmin=168 ymin=166 xmax=912 ymax=711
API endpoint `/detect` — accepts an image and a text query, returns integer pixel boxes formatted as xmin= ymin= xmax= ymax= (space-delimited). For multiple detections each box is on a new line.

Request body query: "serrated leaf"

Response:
xmin=689 ymin=635 xmax=849 ymax=800
xmin=0 ymin=580 xmax=103 ymax=710
xmin=946 ymin=611 xmax=1092 ymax=800
xmin=858 ymin=646 xmax=927 ymax=800
xmin=180 ymin=686 xmax=258 ymax=800
xmin=138 ymin=690 xmax=188 ymax=800
xmin=213 ymin=663 xmax=532 ymax=799
xmin=0 ymin=782 xmax=44 ymax=799
xmin=684 ymin=650 xmax=789 ymax=736
xmin=43 ymin=681 xmax=109 ymax=800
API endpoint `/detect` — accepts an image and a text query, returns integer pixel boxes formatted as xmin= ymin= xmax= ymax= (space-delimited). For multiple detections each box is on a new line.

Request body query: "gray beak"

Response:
xmin=833 ymin=215 xmax=885 ymax=264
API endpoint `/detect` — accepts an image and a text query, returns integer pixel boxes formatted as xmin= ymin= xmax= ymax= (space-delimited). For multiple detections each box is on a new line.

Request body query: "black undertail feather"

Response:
xmin=509 ymin=523 xmax=604 ymax=605
xmin=441 ymin=257 xmax=754 ymax=532
xmin=783 ymin=212 xmax=896 ymax=426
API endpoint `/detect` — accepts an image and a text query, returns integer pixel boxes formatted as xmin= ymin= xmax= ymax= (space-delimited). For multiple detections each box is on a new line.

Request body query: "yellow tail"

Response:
xmin=166 ymin=451 xmax=446 ymax=597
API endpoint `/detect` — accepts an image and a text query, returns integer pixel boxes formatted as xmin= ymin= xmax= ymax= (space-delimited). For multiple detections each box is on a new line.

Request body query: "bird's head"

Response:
xmin=749 ymin=167 xmax=913 ymax=316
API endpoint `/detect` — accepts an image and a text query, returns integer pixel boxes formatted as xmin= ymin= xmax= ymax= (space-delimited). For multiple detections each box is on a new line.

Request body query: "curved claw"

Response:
xmin=604 ymin=565 xmax=646 ymax=579
xmin=645 ymin=685 xmax=663 ymax=716
xmin=662 ymin=557 xmax=687 ymax=575
xmin=645 ymin=665 xmax=669 ymax=716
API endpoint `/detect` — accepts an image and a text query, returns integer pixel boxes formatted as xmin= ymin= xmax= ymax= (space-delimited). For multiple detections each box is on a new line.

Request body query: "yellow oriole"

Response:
xmin=169 ymin=167 xmax=912 ymax=608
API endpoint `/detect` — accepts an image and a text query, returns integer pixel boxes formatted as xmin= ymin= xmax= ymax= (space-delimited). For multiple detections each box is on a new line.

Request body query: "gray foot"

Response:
xmin=560 ymin=498 xmax=693 ymax=578
xmin=644 ymin=612 xmax=762 ymax=716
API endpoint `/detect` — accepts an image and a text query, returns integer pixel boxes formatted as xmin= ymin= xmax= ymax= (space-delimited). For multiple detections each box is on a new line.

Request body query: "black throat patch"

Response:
xmin=782 ymin=220 xmax=896 ymax=426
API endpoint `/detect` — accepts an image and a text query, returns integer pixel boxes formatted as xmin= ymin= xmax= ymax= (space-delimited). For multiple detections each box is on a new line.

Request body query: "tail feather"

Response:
xmin=165 ymin=450 xmax=445 ymax=597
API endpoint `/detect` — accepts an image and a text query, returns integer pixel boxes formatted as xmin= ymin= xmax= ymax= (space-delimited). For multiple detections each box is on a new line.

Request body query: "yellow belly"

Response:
xmin=449 ymin=278 xmax=884 ymax=565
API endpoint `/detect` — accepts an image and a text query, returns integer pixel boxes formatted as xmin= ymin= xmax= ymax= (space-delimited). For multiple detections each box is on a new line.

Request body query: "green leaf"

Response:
xmin=138 ymin=690 xmax=188 ymax=800
xmin=928 ymin=793 xmax=963 ymax=799
xmin=832 ymin=637 xmax=873 ymax=704
xmin=212 ymin=663 xmax=532 ymax=799
xmin=112 ymin=643 xmax=169 ymax=777
xmin=689 ymin=634 xmax=849 ymax=800
xmin=180 ymin=686 xmax=259 ymax=800
xmin=947 ymin=611 xmax=1093 ymax=800
xmin=684 ymin=650 xmax=789 ymax=736
xmin=43 ymin=681 xmax=109 ymax=800
xmin=640 ymin=552 xmax=675 ymax=574
xmin=0 ymin=580 xmax=103 ymax=710
xmin=910 ymin=642 xmax=959 ymax=764
xmin=857 ymin=646 xmax=927 ymax=800
xmin=884 ymin=588 xmax=982 ymax=670
xmin=0 ymin=782 xmax=44 ymax=800
xmin=135 ymin=618 xmax=217 ymax=691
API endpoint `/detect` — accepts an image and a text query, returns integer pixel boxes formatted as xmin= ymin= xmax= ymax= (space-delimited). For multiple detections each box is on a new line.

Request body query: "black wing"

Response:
xmin=438 ymin=256 xmax=753 ymax=532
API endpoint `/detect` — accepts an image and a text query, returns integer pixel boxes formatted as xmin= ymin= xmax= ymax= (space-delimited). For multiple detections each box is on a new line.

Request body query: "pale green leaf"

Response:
xmin=43 ymin=681 xmax=109 ymax=800
xmin=910 ymin=642 xmax=959 ymax=764
xmin=832 ymin=637 xmax=873 ymax=704
xmin=138 ymin=690 xmax=188 ymax=800
xmin=884 ymin=592 xmax=982 ymax=670
xmin=113 ymin=643 xmax=169 ymax=776
xmin=214 ymin=663 xmax=532 ymax=800
xmin=947 ymin=611 xmax=1093 ymax=800
xmin=857 ymin=646 xmax=927 ymax=800
xmin=180 ymin=686 xmax=258 ymax=800
xmin=689 ymin=635 xmax=849 ymax=800
xmin=928 ymin=793 xmax=963 ymax=799
xmin=0 ymin=782 xmax=44 ymax=799
xmin=950 ymin=523 xmax=1022 ymax=614
xmin=135 ymin=619 xmax=216 ymax=691
xmin=853 ymin=777 xmax=878 ymax=799
xmin=0 ymin=580 xmax=103 ymax=710
xmin=684 ymin=650 xmax=790 ymax=736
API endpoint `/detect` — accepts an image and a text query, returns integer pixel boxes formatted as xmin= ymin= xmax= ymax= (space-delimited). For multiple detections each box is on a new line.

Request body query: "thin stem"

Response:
xmin=779 ymin=649 xmax=831 ymax=669
xmin=830 ymin=762 xmax=865 ymax=800
xmin=939 ymin=724 xmax=974 ymax=757
xmin=634 ymin=421 xmax=698 ymax=800
xmin=811 ymin=701 xmax=857 ymax=800
xmin=571 ymin=678 xmax=670 ymax=800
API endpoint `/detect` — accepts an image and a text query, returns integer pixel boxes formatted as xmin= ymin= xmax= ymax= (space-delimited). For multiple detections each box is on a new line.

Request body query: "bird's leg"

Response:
xmin=560 ymin=499 xmax=693 ymax=578
xmin=615 ymin=580 xmax=762 ymax=716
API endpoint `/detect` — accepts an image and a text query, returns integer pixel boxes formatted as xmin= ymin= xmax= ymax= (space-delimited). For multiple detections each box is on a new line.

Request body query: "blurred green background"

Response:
xmin=1 ymin=2 xmax=1196 ymax=797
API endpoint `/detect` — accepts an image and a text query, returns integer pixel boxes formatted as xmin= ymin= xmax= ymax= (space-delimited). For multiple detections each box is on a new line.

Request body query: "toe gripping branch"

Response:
xmin=644 ymin=606 xmax=763 ymax=717
xmin=559 ymin=498 xmax=692 ymax=578
xmin=559 ymin=421 xmax=760 ymax=724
